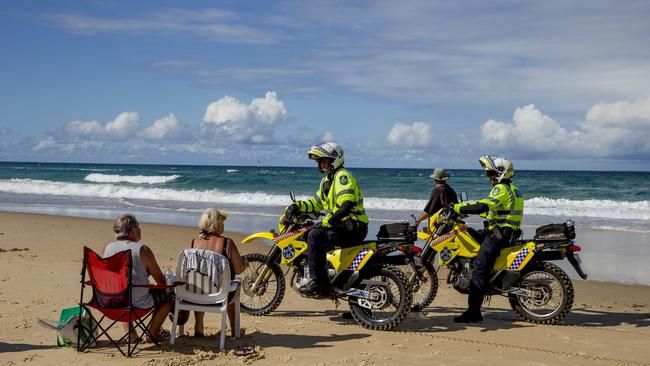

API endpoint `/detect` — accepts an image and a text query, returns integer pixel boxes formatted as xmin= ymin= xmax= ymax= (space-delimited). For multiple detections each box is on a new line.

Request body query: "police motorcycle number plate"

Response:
xmin=573 ymin=253 xmax=581 ymax=264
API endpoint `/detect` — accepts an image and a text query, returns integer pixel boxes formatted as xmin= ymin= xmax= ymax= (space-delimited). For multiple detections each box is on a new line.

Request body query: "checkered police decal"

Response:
xmin=509 ymin=247 xmax=531 ymax=270
xmin=430 ymin=227 xmax=467 ymax=248
xmin=348 ymin=247 xmax=371 ymax=270
xmin=273 ymin=227 xmax=309 ymax=244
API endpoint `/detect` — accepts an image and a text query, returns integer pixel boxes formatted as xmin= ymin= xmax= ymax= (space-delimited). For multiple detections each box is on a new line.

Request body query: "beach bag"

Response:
xmin=534 ymin=222 xmax=575 ymax=241
xmin=56 ymin=306 xmax=97 ymax=347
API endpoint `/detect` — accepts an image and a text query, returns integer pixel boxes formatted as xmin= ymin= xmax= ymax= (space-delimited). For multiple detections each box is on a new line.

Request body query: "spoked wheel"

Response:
xmin=411 ymin=261 xmax=438 ymax=311
xmin=349 ymin=264 xmax=412 ymax=331
xmin=239 ymin=253 xmax=286 ymax=316
xmin=509 ymin=261 xmax=574 ymax=324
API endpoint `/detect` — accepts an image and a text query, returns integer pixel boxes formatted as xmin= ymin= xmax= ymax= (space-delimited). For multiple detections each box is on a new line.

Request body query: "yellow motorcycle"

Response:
xmin=238 ymin=193 xmax=415 ymax=331
xmin=413 ymin=202 xmax=587 ymax=324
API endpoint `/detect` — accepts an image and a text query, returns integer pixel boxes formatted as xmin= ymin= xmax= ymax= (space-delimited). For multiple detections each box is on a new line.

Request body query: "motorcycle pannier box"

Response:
xmin=534 ymin=222 xmax=575 ymax=241
xmin=377 ymin=222 xmax=413 ymax=243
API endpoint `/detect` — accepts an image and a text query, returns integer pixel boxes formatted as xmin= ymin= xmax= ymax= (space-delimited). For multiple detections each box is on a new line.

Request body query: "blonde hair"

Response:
xmin=198 ymin=208 xmax=227 ymax=239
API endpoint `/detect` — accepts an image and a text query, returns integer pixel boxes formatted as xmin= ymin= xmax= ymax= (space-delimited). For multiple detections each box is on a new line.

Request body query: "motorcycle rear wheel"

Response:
xmin=508 ymin=261 xmax=574 ymax=324
xmin=240 ymin=253 xmax=286 ymax=316
xmin=349 ymin=264 xmax=413 ymax=331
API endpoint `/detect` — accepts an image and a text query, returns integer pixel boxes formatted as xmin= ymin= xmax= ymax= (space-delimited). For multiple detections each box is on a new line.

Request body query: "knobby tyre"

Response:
xmin=508 ymin=261 xmax=574 ymax=324
xmin=239 ymin=253 xmax=286 ymax=316
xmin=349 ymin=264 xmax=413 ymax=331
xmin=411 ymin=261 xmax=438 ymax=311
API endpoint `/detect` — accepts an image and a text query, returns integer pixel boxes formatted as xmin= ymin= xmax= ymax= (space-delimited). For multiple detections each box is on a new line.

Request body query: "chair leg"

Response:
xmin=234 ymin=286 xmax=241 ymax=338
xmin=220 ymin=311 xmax=226 ymax=351
xmin=170 ymin=299 xmax=180 ymax=345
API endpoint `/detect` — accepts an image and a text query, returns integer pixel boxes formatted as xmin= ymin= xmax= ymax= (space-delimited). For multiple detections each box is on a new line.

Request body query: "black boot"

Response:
xmin=454 ymin=287 xmax=484 ymax=323
xmin=299 ymin=279 xmax=332 ymax=296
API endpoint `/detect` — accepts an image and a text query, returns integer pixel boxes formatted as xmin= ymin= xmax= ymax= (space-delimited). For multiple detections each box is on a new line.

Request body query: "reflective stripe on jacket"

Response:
xmin=297 ymin=168 xmax=369 ymax=225
xmin=478 ymin=182 xmax=524 ymax=230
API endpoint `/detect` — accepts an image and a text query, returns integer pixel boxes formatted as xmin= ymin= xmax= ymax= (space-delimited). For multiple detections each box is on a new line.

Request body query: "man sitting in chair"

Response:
xmin=103 ymin=214 xmax=173 ymax=342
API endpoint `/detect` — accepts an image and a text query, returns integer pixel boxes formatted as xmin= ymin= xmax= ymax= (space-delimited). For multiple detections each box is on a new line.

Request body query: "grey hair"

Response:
xmin=113 ymin=214 xmax=139 ymax=239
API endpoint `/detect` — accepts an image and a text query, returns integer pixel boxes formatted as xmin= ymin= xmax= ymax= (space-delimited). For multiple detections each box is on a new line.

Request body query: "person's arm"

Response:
xmin=226 ymin=238 xmax=248 ymax=275
xmin=139 ymin=245 xmax=166 ymax=285
xmin=415 ymin=211 xmax=430 ymax=227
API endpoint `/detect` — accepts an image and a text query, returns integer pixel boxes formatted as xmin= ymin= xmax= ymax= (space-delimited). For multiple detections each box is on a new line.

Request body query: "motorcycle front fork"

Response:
xmin=250 ymin=246 xmax=282 ymax=292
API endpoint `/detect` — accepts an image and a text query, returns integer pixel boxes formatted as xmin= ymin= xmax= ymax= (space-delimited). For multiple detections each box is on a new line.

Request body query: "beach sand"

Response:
xmin=1 ymin=211 xmax=649 ymax=366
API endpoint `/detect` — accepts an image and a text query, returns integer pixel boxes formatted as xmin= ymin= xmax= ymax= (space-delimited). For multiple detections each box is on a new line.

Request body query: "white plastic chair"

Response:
xmin=170 ymin=248 xmax=241 ymax=351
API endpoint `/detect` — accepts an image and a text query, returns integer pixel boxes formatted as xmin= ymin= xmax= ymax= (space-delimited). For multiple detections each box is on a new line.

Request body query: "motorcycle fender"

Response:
xmin=242 ymin=231 xmax=276 ymax=244
xmin=417 ymin=231 xmax=431 ymax=240
xmin=500 ymin=242 xmax=536 ymax=271
xmin=328 ymin=244 xmax=376 ymax=272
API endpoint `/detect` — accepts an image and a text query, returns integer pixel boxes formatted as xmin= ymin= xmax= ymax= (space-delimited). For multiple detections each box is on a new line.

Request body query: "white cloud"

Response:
xmin=33 ymin=136 xmax=76 ymax=152
xmin=480 ymin=98 xmax=650 ymax=159
xmin=138 ymin=113 xmax=187 ymax=140
xmin=322 ymin=131 xmax=335 ymax=142
xmin=200 ymin=91 xmax=288 ymax=143
xmin=62 ymin=112 xmax=140 ymax=140
xmin=42 ymin=9 xmax=280 ymax=44
xmin=387 ymin=122 xmax=433 ymax=148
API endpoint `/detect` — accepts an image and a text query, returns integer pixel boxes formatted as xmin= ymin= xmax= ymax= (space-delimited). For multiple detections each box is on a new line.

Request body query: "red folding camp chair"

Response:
xmin=76 ymin=246 xmax=172 ymax=357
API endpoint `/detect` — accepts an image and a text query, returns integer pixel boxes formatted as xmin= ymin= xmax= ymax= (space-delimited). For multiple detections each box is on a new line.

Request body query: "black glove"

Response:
xmin=285 ymin=203 xmax=299 ymax=218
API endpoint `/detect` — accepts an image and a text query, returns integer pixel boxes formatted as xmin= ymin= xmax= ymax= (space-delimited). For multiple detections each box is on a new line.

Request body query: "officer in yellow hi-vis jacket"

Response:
xmin=452 ymin=155 xmax=524 ymax=323
xmin=286 ymin=142 xmax=369 ymax=296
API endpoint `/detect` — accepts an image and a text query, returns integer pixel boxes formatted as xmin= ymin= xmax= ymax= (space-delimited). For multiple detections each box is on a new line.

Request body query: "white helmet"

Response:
xmin=479 ymin=155 xmax=515 ymax=183
xmin=307 ymin=142 xmax=344 ymax=173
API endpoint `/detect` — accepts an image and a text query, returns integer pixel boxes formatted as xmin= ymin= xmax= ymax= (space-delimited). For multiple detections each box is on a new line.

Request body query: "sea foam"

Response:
xmin=84 ymin=174 xmax=180 ymax=184
xmin=1 ymin=179 xmax=649 ymax=222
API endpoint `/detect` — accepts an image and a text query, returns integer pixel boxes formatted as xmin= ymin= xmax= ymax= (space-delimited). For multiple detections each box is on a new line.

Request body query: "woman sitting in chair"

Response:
xmin=189 ymin=208 xmax=248 ymax=337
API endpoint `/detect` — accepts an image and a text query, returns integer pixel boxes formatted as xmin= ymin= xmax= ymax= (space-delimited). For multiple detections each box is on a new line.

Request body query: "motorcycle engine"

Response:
xmin=451 ymin=258 xmax=473 ymax=292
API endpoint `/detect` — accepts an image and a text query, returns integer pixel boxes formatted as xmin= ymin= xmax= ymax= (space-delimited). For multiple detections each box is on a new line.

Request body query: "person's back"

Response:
xmin=102 ymin=213 xmax=172 ymax=342
xmin=188 ymin=208 xmax=247 ymax=337
xmin=104 ymin=239 xmax=152 ymax=308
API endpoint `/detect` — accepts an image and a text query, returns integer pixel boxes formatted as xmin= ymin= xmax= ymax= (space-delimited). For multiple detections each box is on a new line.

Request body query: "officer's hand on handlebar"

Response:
xmin=285 ymin=203 xmax=299 ymax=218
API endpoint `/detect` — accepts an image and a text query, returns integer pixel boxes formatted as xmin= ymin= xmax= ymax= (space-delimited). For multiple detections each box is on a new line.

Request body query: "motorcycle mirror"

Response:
xmin=460 ymin=191 xmax=468 ymax=202
xmin=289 ymin=190 xmax=296 ymax=202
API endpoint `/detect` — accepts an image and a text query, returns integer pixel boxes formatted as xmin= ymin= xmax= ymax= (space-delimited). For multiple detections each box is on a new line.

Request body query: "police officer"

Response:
xmin=452 ymin=155 xmax=524 ymax=323
xmin=286 ymin=143 xmax=369 ymax=296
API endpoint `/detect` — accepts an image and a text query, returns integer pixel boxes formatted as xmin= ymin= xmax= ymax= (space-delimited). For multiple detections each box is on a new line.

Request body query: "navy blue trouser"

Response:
xmin=306 ymin=224 xmax=368 ymax=285
xmin=467 ymin=229 xmax=511 ymax=313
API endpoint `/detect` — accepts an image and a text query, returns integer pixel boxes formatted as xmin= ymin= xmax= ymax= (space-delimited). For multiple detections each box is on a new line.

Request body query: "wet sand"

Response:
xmin=1 ymin=211 xmax=649 ymax=365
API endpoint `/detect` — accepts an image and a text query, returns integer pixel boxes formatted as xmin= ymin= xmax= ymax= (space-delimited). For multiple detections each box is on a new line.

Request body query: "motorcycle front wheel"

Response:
xmin=411 ymin=261 xmax=438 ymax=311
xmin=508 ymin=261 xmax=574 ymax=324
xmin=349 ymin=264 xmax=413 ymax=331
xmin=239 ymin=253 xmax=286 ymax=316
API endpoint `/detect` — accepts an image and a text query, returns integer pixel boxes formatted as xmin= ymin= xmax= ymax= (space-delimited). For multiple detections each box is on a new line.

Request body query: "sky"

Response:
xmin=1 ymin=0 xmax=649 ymax=171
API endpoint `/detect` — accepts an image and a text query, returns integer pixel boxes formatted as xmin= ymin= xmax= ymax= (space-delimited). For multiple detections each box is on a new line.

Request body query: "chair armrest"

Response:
xmin=133 ymin=282 xmax=184 ymax=289
xmin=229 ymin=278 xmax=242 ymax=292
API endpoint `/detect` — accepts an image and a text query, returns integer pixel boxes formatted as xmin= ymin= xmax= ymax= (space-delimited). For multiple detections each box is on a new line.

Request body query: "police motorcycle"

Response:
xmin=238 ymin=192 xmax=415 ymax=331
xmin=409 ymin=192 xmax=587 ymax=324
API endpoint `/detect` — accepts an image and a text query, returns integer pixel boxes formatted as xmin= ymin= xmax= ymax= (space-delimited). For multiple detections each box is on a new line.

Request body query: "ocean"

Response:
xmin=1 ymin=162 xmax=649 ymax=284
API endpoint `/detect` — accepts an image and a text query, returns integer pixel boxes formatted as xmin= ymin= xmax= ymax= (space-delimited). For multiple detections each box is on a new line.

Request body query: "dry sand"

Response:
xmin=1 ymin=211 xmax=649 ymax=366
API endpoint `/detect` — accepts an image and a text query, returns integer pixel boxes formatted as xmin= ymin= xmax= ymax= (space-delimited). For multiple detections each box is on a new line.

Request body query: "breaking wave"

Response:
xmin=83 ymin=174 xmax=180 ymax=184
xmin=1 ymin=179 xmax=649 ymax=222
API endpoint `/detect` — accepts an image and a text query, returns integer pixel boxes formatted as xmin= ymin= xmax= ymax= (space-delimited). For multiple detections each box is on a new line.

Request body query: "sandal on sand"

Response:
xmin=145 ymin=329 xmax=170 ymax=344
xmin=234 ymin=345 xmax=254 ymax=356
